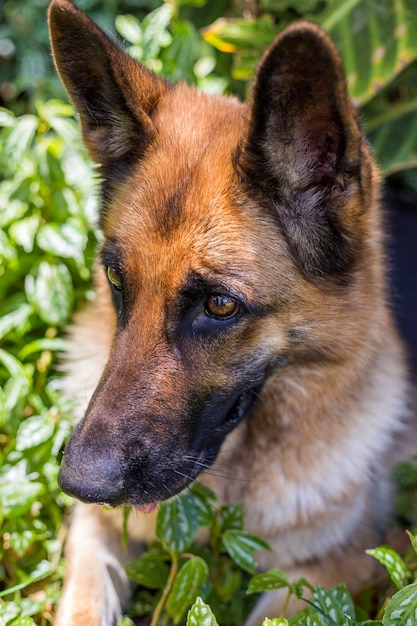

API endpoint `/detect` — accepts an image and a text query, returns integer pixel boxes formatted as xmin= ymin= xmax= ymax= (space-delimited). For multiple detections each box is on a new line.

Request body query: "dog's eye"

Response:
xmin=106 ymin=266 xmax=122 ymax=291
xmin=204 ymin=295 xmax=240 ymax=320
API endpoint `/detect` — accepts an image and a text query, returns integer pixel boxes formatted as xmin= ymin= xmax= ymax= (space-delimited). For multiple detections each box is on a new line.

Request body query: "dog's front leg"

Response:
xmin=55 ymin=503 xmax=134 ymax=626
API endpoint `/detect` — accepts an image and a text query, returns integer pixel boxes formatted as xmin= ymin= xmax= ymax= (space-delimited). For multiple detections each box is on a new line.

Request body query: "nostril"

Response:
xmin=58 ymin=444 xmax=126 ymax=506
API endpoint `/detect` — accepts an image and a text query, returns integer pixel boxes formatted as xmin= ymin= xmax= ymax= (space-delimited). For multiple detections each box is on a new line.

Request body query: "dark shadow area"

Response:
xmin=385 ymin=192 xmax=417 ymax=377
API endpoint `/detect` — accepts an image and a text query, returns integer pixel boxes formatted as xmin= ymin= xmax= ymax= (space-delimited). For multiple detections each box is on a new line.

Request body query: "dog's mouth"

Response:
xmin=59 ymin=384 xmax=262 ymax=511
xmin=131 ymin=386 xmax=260 ymax=513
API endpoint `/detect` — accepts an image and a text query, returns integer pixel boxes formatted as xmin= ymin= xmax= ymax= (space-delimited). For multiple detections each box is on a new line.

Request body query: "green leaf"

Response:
xmin=167 ymin=557 xmax=209 ymax=624
xmin=0 ymin=304 xmax=33 ymax=341
xmin=9 ymin=215 xmax=41 ymax=253
xmin=0 ymin=601 xmax=20 ymax=623
xmin=25 ymin=261 xmax=73 ymax=326
xmin=0 ymin=476 xmax=44 ymax=519
xmin=295 ymin=612 xmax=326 ymax=626
xmin=0 ymin=230 xmax=17 ymax=262
xmin=142 ymin=4 xmax=173 ymax=62
xmin=222 ymin=529 xmax=270 ymax=574
xmin=17 ymin=337 xmax=69 ymax=361
xmin=261 ymin=619 xmax=289 ymax=626
xmin=406 ymin=531 xmax=417 ymax=556
xmin=4 ymin=114 xmax=38 ymax=164
xmin=156 ymin=493 xmax=199 ymax=555
xmin=116 ymin=15 xmax=142 ymax=45
xmin=366 ymin=546 xmax=409 ymax=589
xmin=260 ymin=0 xmax=317 ymax=10
xmin=212 ymin=556 xmax=242 ymax=602
xmin=186 ymin=484 xmax=217 ymax=526
xmin=36 ymin=223 xmax=87 ymax=260
xmin=0 ymin=106 xmax=16 ymax=127
xmin=0 ymin=349 xmax=32 ymax=414
xmin=382 ymin=583 xmax=417 ymax=626
xmin=247 ymin=568 xmax=290 ymax=594
xmin=9 ymin=615 xmax=36 ymax=624
xmin=203 ymin=15 xmax=276 ymax=54
xmin=186 ymin=597 xmax=219 ymax=626
xmin=308 ymin=583 xmax=355 ymax=623
xmin=161 ymin=21 xmax=199 ymax=82
xmin=125 ymin=549 xmax=170 ymax=589
xmin=322 ymin=0 xmax=417 ymax=105
xmin=219 ymin=502 xmax=244 ymax=532
xmin=0 ymin=560 xmax=52 ymax=599
xmin=117 ymin=618 xmax=136 ymax=626
xmin=15 ymin=414 xmax=56 ymax=452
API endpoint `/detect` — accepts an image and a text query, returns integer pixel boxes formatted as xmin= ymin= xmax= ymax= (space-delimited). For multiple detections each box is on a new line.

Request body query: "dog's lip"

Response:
xmin=104 ymin=388 xmax=261 ymax=511
xmin=210 ymin=386 xmax=260 ymax=441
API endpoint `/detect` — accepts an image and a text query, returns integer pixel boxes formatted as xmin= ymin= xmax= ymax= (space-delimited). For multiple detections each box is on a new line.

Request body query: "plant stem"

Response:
xmin=150 ymin=552 xmax=179 ymax=626
xmin=280 ymin=587 xmax=292 ymax=617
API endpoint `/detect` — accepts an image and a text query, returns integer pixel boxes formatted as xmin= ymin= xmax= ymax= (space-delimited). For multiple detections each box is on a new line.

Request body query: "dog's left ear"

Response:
xmin=240 ymin=22 xmax=369 ymax=281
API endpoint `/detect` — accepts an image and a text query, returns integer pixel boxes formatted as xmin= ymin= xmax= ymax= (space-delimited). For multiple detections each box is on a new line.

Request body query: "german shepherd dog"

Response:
xmin=48 ymin=1 xmax=415 ymax=624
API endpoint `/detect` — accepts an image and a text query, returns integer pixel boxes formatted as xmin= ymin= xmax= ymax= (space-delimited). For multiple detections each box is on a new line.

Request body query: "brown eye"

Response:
xmin=106 ymin=266 xmax=122 ymax=291
xmin=204 ymin=295 xmax=240 ymax=320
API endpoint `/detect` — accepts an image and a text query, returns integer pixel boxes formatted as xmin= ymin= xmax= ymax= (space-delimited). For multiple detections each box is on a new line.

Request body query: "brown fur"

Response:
xmin=48 ymin=1 xmax=415 ymax=624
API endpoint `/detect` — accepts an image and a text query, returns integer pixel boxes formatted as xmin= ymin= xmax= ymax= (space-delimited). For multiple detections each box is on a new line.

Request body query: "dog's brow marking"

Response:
xmin=100 ymin=236 xmax=122 ymax=267
xmin=156 ymin=178 xmax=192 ymax=237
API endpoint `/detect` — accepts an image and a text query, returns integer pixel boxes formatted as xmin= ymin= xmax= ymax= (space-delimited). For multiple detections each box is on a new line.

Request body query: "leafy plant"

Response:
xmin=203 ymin=0 xmax=417 ymax=180
xmin=0 ymin=99 xmax=97 ymax=623
xmin=122 ymin=487 xmax=417 ymax=626
xmin=114 ymin=1 xmax=230 ymax=94
xmin=124 ymin=484 xmax=268 ymax=626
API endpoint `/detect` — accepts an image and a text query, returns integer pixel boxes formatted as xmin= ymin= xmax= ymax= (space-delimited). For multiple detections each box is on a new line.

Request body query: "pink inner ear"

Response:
xmin=302 ymin=117 xmax=341 ymax=185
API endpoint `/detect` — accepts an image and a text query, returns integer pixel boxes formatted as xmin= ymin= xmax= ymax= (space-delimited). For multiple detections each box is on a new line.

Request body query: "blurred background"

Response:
xmin=0 ymin=1 xmax=416 ymax=624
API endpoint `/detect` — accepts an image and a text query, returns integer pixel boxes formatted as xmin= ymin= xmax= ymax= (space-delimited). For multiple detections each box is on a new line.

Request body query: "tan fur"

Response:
xmin=48 ymin=1 xmax=415 ymax=624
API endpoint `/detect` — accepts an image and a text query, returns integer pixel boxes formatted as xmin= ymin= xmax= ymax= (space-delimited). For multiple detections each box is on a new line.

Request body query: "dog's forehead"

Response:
xmin=101 ymin=89 xmax=275 ymax=280
xmin=100 ymin=84 xmax=299 ymax=301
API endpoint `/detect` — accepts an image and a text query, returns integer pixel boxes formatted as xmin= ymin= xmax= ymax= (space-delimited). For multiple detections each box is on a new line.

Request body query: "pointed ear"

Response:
xmin=240 ymin=22 xmax=369 ymax=281
xmin=48 ymin=0 xmax=169 ymax=166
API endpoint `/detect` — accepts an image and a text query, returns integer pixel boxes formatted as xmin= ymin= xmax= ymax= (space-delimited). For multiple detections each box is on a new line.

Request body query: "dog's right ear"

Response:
xmin=48 ymin=0 xmax=169 ymax=166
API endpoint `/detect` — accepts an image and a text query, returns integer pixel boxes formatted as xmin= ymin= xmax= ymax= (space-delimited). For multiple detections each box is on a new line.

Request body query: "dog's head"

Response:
xmin=49 ymin=0 xmax=379 ymax=508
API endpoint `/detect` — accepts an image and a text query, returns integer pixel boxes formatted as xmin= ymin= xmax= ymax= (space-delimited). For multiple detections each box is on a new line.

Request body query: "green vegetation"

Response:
xmin=0 ymin=0 xmax=416 ymax=624
xmin=118 ymin=485 xmax=417 ymax=626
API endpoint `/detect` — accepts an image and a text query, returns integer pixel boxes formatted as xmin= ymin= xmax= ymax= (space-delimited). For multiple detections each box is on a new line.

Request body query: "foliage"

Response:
xmin=2 ymin=0 xmax=417 ymax=183
xmin=203 ymin=0 xmax=417 ymax=181
xmin=124 ymin=485 xmax=266 ymax=626
xmin=121 ymin=485 xmax=417 ymax=626
xmin=0 ymin=99 xmax=97 ymax=623
xmin=0 ymin=0 xmax=162 ymax=112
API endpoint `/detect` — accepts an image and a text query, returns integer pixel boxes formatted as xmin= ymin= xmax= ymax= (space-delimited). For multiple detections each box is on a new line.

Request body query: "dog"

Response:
xmin=48 ymin=1 xmax=416 ymax=624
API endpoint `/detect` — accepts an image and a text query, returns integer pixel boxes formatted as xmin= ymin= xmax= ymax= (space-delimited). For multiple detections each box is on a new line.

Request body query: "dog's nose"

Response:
xmin=58 ymin=458 xmax=125 ymax=505
xmin=58 ymin=431 xmax=126 ymax=506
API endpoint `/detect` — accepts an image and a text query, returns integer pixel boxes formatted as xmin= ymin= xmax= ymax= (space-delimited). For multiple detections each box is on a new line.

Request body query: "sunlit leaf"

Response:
xmin=186 ymin=597 xmax=219 ymax=626
xmin=382 ymin=583 xmax=417 ymax=626
xmin=222 ymin=529 xmax=270 ymax=574
xmin=116 ymin=15 xmax=143 ymax=45
xmin=308 ymin=583 xmax=356 ymax=623
xmin=16 ymin=414 xmax=56 ymax=452
xmin=25 ymin=261 xmax=73 ymax=326
xmin=167 ymin=557 xmax=209 ymax=623
xmin=36 ymin=223 xmax=87 ymax=260
xmin=366 ymin=546 xmax=409 ymax=590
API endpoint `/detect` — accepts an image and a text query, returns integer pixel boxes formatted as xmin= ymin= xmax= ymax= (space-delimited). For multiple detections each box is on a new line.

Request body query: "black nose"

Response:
xmin=58 ymin=429 xmax=126 ymax=506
